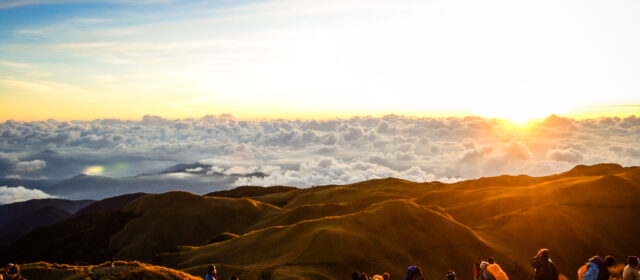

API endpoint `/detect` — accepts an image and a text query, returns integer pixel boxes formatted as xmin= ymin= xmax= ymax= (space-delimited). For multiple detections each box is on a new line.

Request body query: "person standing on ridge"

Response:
xmin=404 ymin=265 xmax=423 ymax=280
xmin=205 ymin=264 xmax=218 ymax=280
xmin=481 ymin=261 xmax=496 ymax=280
xmin=474 ymin=257 xmax=483 ymax=280
xmin=531 ymin=249 xmax=559 ymax=280
xmin=623 ymin=256 xmax=640 ymax=280
xmin=598 ymin=255 xmax=616 ymax=280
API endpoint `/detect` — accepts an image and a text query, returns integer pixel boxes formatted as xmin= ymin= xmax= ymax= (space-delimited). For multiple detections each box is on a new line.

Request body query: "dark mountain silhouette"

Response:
xmin=0 ymin=198 xmax=93 ymax=226
xmin=46 ymin=174 xmax=121 ymax=198
xmin=45 ymin=173 xmax=227 ymax=200
xmin=3 ymin=208 xmax=140 ymax=265
xmin=5 ymin=163 xmax=640 ymax=280
xmin=0 ymin=198 xmax=94 ymax=249
xmin=0 ymin=206 xmax=71 ymax=248
xmin=47 ymin=170 xmax=268 ymax=200
xmin=205 ymin=185 xmax=298 ymax=198
xmin=74 ymin=192 xmax=146 ymax=216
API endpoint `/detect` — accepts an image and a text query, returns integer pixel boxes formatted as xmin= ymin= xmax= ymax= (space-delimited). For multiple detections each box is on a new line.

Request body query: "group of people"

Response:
xmin=352 ymin=271 xmax=391 ymax=280
xmin=349 ymin=248 xmax=640 ymax=280
xmin=576 ymin=255 xmax=616 ymax=280
xmin=576 ymin=255 xmax=640 ymax=280
xmin=532 ymin=248 xmax=640 ymax=280
xmin=2 ymin=249 xmax=640 ymax=280
xmin=473 ymin=256 xmax=509 ymax=280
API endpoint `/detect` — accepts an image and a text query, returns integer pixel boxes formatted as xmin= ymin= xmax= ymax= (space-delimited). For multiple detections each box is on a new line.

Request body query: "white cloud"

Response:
xmin=185 ymin=167 xmax=203 ymax=173
xmin=15 ymin=160 xmax=46 ymax=172
xmin=0 ymin=186 xmax=54 ymax=204
xmin=1 ymin=115 xmax=639 ymax=191
xmin=548 ymin=148 xmax=585 ymax=163
xmin=233 ymin=157 xmax=462 ymax=188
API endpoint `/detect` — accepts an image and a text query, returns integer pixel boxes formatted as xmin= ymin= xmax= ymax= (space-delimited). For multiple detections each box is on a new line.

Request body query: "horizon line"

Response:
xmin=2 ymin=112 xmax=639 ymax=123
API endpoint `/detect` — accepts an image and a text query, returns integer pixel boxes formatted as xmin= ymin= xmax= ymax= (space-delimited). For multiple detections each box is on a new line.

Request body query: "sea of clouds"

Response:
xmin=1 ymin=114 xmax=639 ymax=203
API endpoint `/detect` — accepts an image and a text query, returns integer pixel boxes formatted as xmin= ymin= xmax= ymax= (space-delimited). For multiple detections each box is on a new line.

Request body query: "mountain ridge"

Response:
xmin=4 ymin=163 xmax=640 ymax=280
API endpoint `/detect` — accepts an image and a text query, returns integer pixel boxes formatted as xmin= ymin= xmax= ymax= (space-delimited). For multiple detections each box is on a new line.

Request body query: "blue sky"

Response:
xmin=1 ymin=0 xmax=639 ymax=121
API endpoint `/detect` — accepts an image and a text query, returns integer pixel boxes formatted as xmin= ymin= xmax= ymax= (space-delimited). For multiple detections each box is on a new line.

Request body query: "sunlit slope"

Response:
xmin=162 ymin=163 xmax=640 ymax=280
xmin=111 ymin=191 xmax=283 ymax=260
xmin=6 ymin=191 xmax=283 ymax=264
xmin=7 ymin=163 xmax=640 ymax=280
xmin=160 ymin=199 xmax=528 ymax=279
xmin=13 ymin=261 xmax=200 ymax=280
xmin=413 ymin=163 xmax=640 ymax=279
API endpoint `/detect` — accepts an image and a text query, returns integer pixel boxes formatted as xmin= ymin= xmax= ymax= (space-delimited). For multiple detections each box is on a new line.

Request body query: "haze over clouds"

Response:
xmin=1 ymin=114 xmax=639 ymax=193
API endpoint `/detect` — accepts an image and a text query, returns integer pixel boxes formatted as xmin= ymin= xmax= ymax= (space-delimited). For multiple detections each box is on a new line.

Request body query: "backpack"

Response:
xmin=583 ymin=263 xmax=599 ymax=280
xmin=487 ymin=264 xmax=509 ymax=280
xmin=578 ymin=264 xmax=587 ymax=280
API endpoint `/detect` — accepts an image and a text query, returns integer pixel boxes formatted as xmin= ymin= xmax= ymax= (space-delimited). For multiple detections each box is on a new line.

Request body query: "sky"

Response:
xmin=1 ymin=0 xmax=639 ymax=121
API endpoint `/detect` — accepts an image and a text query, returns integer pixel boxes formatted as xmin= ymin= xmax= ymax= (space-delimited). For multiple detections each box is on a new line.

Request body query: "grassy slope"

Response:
xmin=9 ymin=163 xmax=640 ymax=280
xmin=160 ymin=164 xmax=640 ymax=280
xmin=10 ymin=261 xmax=200 ymax=280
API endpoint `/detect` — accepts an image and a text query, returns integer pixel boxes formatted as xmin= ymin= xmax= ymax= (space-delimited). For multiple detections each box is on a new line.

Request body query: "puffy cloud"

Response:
xmin=0 ymin=186 xmax=54 ymax=204
xmin=504 ymin=142 xmax=532 ymax=161
xmin=0 ymin=114 xmax=638 ymax=194
xmin=233 ymin=157 xmax=461 ymax=188
xmin=15 ymin=159 xmax=46 ymax=172
xmin=548 ymin=148 xmax=585 ymax=163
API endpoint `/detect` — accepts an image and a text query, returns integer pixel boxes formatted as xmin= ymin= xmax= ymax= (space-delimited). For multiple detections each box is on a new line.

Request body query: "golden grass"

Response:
xmin=13 ymin=261 xmax=201 ymax=280
xmin=8 ymin=163 xmax=640 ymax=280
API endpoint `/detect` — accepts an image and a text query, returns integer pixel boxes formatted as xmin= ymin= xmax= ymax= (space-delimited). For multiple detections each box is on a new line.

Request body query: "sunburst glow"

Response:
xmin=84 ymin=165 xmax=104 ymax=175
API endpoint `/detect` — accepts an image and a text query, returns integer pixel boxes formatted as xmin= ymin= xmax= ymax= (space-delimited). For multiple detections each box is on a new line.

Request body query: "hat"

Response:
xmin=404 ymin=265 xmax=422 ymax=280
xmin=6 ymin=263 xmax=19 ymax=274
xmin=538 ymin=249 xmax=550 ymax=258
xmin=604 ymin=256 xmax=616 ymax=266
xmin=590 ymin=256 xmax=602 ymax=266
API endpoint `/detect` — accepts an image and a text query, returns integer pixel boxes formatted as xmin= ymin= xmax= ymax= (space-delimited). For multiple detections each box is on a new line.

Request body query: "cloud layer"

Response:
xmin=1 ymin=114 xmax=639 ymax=194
